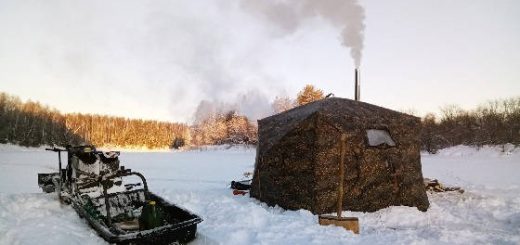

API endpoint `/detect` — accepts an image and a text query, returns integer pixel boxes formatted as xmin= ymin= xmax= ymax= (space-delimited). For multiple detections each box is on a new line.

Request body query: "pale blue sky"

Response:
xmin=0 ymin=0 xmax=518 ymax=122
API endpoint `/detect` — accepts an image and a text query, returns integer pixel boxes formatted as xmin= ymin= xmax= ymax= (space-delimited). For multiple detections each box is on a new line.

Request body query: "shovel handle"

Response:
xmin=337 ymin=134 xmax=347 ymax=218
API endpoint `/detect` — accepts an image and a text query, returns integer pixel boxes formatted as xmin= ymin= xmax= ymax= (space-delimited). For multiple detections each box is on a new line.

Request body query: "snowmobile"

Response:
xmin=37 ymin=145 xmax=202 ymax=244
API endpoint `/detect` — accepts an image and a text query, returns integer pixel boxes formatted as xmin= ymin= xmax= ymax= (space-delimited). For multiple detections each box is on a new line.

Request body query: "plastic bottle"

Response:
xmin=139 ymin=200 xmax=164 ymax=230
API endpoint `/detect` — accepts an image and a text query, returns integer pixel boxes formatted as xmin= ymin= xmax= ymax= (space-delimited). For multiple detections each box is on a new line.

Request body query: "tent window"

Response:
xmin=366 ymin=129 xmax=396 ymax=147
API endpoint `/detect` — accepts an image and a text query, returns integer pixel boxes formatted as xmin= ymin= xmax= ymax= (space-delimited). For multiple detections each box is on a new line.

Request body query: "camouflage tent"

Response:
xmin=250 ymin=97 xmax=429 ymax=214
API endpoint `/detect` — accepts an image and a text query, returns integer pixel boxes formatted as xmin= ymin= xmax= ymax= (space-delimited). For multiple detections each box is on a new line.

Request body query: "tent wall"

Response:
xmin=312 ymin=113 xmax=429 ymax=213
xmin=251 ymin=117 xmax=317 ymax=211
xmin=251 ymin=98 xmax=429 ymax=214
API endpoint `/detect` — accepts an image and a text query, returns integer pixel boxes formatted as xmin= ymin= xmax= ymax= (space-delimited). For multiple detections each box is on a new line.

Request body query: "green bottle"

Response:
xmin=139 ymin=200 xmax=164 ymax=230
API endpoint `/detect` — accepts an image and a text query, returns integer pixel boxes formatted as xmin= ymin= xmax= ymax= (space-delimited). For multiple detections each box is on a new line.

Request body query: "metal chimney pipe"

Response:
xmin=354 ymin=68 xmax=360 ymax=101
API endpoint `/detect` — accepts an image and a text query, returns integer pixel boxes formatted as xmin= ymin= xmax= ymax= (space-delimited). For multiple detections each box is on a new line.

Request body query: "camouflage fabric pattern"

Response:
xmin=250 ymin=98 xmax=429 ymax=214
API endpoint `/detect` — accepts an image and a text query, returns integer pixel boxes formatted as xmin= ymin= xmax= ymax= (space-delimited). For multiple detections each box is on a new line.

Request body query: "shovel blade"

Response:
xmin=318 ymin=215 xmax=359 ymax=234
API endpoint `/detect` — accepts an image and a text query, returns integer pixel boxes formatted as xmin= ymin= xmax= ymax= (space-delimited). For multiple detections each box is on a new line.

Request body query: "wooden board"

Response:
xmin=318 ymin=215 xmax=359 ymax=234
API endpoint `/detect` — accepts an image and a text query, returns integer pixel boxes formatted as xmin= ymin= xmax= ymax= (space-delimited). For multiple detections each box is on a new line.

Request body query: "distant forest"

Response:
xmin=0 ymin=91 xmax=259 ymax=149
xmin=420 ymin=97 xmax=520 ymax=153
xmin=0 ymin=92 xmax=189 ymax=148
xmin=1 ymin=90 xmax=519 ymax=151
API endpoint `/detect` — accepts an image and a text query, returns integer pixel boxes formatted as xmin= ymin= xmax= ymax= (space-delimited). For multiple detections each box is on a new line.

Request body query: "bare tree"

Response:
xmin=272 ymin=96 xmax=295 ymax=114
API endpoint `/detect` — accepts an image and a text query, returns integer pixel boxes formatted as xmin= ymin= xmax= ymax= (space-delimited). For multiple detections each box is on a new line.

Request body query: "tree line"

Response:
xmin=65 ymin=113 xmax=189 ymax=149
xmin=0 ymin=92 xmax=189 ymax=149
xmin=0 ymin=86 xmax=325 ymax=149
xmin=190 ymin=111 xmax=258 ymax=146
xmin=2 ymin=89 xmax=518 ymax=151
xmin=421 ymin=97 xmax=520 ymax=153
xmin=0 ymin=92 xmax=83 ymax=147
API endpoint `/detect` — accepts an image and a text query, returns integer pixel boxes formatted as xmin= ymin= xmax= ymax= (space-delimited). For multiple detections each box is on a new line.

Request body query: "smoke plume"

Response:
xmin=1 ymin=0 xmax=364 ymax=123
xmin=193 ymin=90 xmax=273 ymax=124
xmin=241 ymin=0 xmax=365 ymax=67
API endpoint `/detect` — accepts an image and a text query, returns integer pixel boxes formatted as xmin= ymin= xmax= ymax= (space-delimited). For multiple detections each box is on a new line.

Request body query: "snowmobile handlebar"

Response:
xmin=100 ymin=169 xmax=149 ymax=193
xmin=45 ymin=147 xmax=66 ymax=152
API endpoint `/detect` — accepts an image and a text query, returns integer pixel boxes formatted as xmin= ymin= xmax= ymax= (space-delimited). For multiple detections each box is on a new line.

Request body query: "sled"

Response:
xmin=38 ymin=145 xmax=202 ymax=245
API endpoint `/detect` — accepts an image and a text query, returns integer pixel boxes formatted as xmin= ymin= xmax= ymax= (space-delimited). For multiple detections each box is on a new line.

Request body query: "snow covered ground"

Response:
xmin=0 ymin=144 xmax=519 ymax=244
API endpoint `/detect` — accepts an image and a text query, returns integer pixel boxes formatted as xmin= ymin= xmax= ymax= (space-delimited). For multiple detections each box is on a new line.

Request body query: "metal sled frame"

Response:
xmin=39 ymin=146 xmax=203 ymax=245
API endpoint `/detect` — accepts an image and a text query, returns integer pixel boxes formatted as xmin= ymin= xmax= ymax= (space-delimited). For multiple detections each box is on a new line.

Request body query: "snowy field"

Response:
xmin=0 ymin=144 xmax=519 ymax=245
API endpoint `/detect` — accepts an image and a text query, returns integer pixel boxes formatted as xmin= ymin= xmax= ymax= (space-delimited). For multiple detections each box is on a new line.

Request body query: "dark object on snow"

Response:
xmin=233 ymin=190 xmax=248 ymax=196
xmin=424 ymin=178 xmax=464 ymax=193
xmin=171 ymin=137 xmax=186 ymax=149
xmin=38 ymin=172 xmax=60 ymax=193
xmin=38 ymin=145 xmax=202 ymax=245
xmin=230 ymin=180 xmax=252 ymax=190
xmin=250 ymin=97 xmax=430 ymax=214
xmin=231 ymin=180 xmax=251 ymax=195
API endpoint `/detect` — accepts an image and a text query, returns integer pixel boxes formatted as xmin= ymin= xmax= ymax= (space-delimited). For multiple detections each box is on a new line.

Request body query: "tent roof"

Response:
xmin=257 ymin=97 xmax=417 ymax=153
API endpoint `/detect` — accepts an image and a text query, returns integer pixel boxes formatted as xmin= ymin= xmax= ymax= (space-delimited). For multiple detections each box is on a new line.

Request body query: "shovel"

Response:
xmin=318 ymin=133 xmax=359 ymax=234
